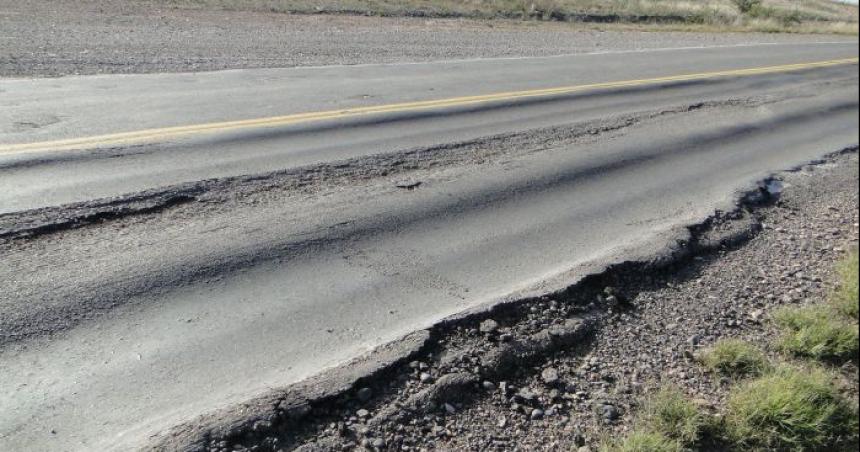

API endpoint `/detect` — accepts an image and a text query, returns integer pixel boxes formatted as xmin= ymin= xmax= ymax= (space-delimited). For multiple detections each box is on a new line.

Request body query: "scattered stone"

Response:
xmin=479 ymin=319 xmax=500 ymax=334
xmin=749 ymin=309 xmax=765 ymax=322
xmin=541 ymin=367 xmax=559 ymax=385
xmin=356 ymin=387 xmax=373 ymax=402
xmin=516 ymin=388 xmax=536 ymax=402
xmin=600 ymin=404 xmax=619 ymax=422
xmin=530 ymin=409 xmax=544 ymax=420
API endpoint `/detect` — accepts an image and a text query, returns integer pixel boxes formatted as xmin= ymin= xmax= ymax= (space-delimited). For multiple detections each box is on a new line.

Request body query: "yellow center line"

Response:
xmin=1 ymin=57 xmax=857 ymax=156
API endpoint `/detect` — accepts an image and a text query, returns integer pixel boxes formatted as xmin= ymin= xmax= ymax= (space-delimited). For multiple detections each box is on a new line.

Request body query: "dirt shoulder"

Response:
xmin=163 ymin=150 xmax=857 ymax=451
xmin=1 ymin=0 xmax=855 ymax=78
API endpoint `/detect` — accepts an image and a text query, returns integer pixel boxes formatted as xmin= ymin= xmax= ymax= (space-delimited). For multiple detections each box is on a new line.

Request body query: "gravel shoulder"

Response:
xmin=1 ymin=0 xmax=856 ymax=78
xmin=182 ymin=150 xmax=858 ymax=452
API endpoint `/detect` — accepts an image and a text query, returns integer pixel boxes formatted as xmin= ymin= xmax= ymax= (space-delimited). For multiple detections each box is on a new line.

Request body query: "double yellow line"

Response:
xmin=1 ymin=57 xmax=856 ymax=156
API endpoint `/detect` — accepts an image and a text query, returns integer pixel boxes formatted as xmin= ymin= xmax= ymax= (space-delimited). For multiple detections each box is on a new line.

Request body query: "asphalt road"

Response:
xmin=1 ymin=42 xmax=858 ymax=213
xmin=0 ymin=42 xmax=858 ymax=450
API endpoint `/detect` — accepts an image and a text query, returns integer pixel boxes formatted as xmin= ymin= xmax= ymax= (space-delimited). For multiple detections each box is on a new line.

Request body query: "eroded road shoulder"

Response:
xmin=174 ymin=150 xmax=858 ymax=452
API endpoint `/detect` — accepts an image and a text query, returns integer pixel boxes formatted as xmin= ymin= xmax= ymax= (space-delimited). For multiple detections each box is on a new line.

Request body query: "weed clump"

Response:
xmin=698 ymin=339 xmax=771 ymax=378
xmin=637 ymin=386 xmax=706 ymax=445
xmin=775 ymin=306 xmax=859 ymax=362
xmin=600 ymin=430 xmax=682 ymax=452
xmin=832 ymin=250 xmax=859 ymax=320
xmin=725 ymin=365 xmax=859 ymax=450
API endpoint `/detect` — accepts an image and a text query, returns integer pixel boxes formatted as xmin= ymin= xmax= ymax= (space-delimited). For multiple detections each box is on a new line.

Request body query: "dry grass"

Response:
xmin=158 ymin=0 xmax=858 ymax=33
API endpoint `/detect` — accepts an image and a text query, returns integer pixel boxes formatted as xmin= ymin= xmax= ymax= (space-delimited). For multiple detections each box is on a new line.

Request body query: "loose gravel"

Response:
xmin=206 ymin=150 xmax=858 ymax=452
xmin=1 ymin=0 xmax=855 ymax=78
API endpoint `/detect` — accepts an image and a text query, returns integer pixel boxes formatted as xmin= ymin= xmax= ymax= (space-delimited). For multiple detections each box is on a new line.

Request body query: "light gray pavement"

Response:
xmin=0 ymin=42 xmax=858 ymax=451
xmin=0 ymin=41 xmax=857 ymax=213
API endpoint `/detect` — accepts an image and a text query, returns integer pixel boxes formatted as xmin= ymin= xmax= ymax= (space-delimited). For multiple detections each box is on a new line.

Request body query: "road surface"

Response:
xmin=1 ymin=42 xmax=858 ymax=450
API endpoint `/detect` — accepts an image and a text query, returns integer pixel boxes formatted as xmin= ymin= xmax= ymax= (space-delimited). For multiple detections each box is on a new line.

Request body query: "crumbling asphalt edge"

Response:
xmin=144 ymin=146 xmax=858 ymax=451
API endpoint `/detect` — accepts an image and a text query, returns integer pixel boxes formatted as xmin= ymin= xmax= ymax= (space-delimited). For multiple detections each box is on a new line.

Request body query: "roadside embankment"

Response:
xmin=0 ymin=0 xmax=856 ymax=77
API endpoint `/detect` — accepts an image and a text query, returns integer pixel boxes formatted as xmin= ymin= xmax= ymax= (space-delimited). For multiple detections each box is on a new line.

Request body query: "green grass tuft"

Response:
xmin=637 ymin=386 xmax=706 ymax=446
xmin=602 ymin=386 xmax=706 ymax=451
xmin=600 ymin=430 xmax=683 ymax=452
xmin=698 ymin=339 xmax=771 ymax=378
xmin=725 ymin=364 xmax=859 ymax=450
xmin=831 ymin=250 xmax=859 ymax=320
xmin=775 ymin=305 xmax=859 ymax=362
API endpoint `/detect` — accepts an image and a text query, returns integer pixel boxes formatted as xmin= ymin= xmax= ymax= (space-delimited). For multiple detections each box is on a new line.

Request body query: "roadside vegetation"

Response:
xmin=605 ymin=250 xmax=860 ymax=451
xmin=775 ymin=249 xmax=859 ymax=362
xmin=698 ymin=338 xmax=771 ymax=378
xmin=775 ymin=305 xmax=859 ymax=361
xmin=161 ymin=0 xmax=858 ymax=34
xmin=725 ymin=364 xmax=858 ymax=450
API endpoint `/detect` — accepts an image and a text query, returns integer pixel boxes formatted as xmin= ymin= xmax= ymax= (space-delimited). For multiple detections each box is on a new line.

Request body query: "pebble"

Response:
xmin=601 ymin=404 xmax=619 ymax=421
xmin=541 ymin=367 xmax=559 ymax=385
xmin=479 ymin=319 xmax=499 ymax=334
xmin=356 ymin=387 xmax=373 ymax=402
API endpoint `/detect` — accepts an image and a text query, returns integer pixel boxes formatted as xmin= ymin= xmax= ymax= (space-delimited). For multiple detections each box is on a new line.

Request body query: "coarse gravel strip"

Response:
xmin=0 ymin=0 xmax=856 ymax=78
xmin=203 ymin=150 xmax=858 ymax=452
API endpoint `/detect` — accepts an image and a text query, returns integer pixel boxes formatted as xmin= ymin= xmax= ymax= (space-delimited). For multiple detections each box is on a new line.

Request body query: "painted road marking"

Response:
xmin=1 ymin=57 xmax=857 ymax=156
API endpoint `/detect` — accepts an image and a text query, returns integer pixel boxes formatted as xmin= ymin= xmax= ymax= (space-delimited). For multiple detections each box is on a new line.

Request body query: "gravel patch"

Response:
xmin=1 ymin=0 xmax=855 ymax=78
xmin=198 ymin=150 xmax=858 ymax=451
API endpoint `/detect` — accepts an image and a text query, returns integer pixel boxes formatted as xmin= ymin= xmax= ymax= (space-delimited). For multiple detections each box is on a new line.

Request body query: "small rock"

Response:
xmin=356 ymin=409 xmax=370 ymax=418
xmin=479 ymin=319 xmax=499 ymax=334
xmin=530 ymin=408 xmax=544 ymax=420
xmin=482 ymin=381 xmax=496 ymax=391
xmin=371 ymin=438 xmax=386 ymax=448
xmin=356 ymin=387 xmax=373 ymax=402
xmin=517 ymin=388 xmax=536 ymax=402
xmin=541 ymin=367 xmax=559 ymax=385
xmin=601 ymin=404 xmax=619 ymax=421
xmin=443 ymin=403 xmax=457 ymax=414
xmin=419 ymin=372 xmax=433 ymax=383
xmin=749 ymin=309 xmax=765 ymax=322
